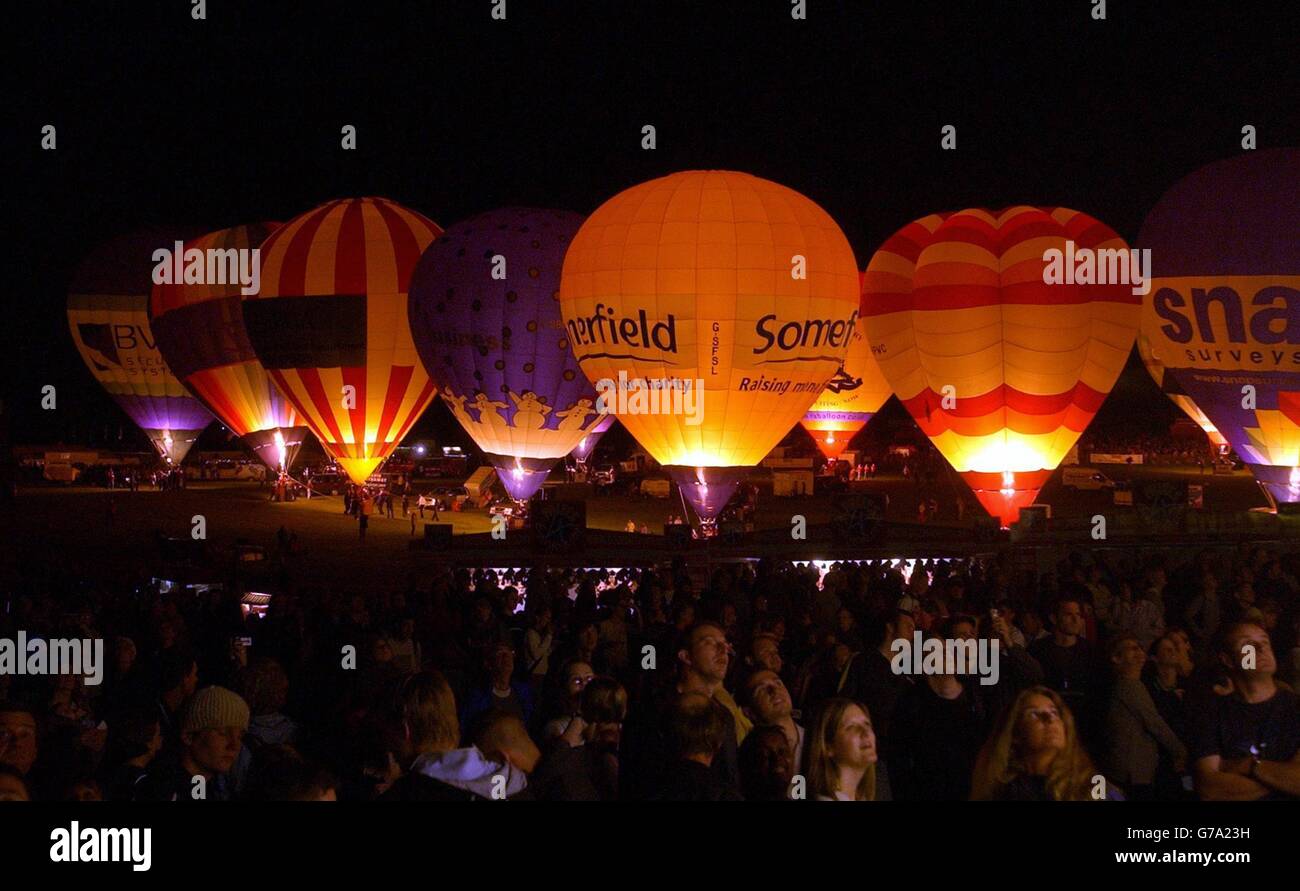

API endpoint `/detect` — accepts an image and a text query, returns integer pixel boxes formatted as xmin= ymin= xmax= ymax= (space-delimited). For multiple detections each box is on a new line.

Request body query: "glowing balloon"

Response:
xmin=68 ymin=229 xmax=214 ymax=464
xmin=149 ymin=222 xmax=312 ymax=472
xmin=800 ymin=272 xmax=893 ymax=459
xmin=1138 ymin=148 xmax=1299 ymax=509
xmin=559 ymin=170 xmax=860 ymax=520
xmin=862 ymin=207 xmax=1140 ymax=526
xmin=242 ymin=198 xmax=442 ymax=485
xmin=1136 ymin=331 xmax=1227 ymax=448
xmin=408 ymin=208 xmax=598 ymax=501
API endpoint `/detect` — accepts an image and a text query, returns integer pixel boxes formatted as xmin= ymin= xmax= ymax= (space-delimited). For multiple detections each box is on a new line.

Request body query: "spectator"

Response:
xmin=741 ymin=669 xmax=804 ymax=768
xmin=141 ymin=686 xmax=250 ymax=802
xmin=460 ymin=642 xmax=535 ymax=739
xmin=382 ymin=671 xmax=527 ymax=801
xmin=1190 ymin=623 xmax=1300 ymax=800
xmin=971 ymin=686 xmax=1099 ymax=801
xmin=1030 ymin=599 xmax=1095 ymax=710
xmin=738 ymin=724 xmax=794 ymax=801
xmin=657 ymin=692 xmax=736 ymax=801
xmin=806 ymin=698 xmax=879 ymax=801
xmin=1100 ymin=635 xmax=1186 ymax=800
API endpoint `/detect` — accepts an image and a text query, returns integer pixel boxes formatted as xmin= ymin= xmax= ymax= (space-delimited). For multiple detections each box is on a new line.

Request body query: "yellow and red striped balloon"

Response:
xmin=149 ymin=222 xmax=315 ymax=471
xmin=242 ymin=198 xmax=442 ymax=485
xmin=861 ymin=207 xmax=1140 ymax=526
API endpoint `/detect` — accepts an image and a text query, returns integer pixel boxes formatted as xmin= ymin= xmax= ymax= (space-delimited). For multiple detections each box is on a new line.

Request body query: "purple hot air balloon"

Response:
xmin=67 ymin=229 xmax=214 ymax=464
xmin=1138 ymin=148 xmax=1300 ymax=510
xmin=408 ymin=208 xmax=604 ymax=501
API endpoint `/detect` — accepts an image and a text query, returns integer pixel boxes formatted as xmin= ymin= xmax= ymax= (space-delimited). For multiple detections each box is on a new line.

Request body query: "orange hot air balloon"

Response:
xmin=559 ymin=170 xmax=860 ymax=521
xmin=149 ymin=222 xmax=314 ymax=472
xmin=1135 ymin=331 xmax=1228 ymax=448
xmin=861 ymin=208 xmax=1140 ymax=527
xmin=799 ymin=272 xmax=893 ymax=460
xmin=242 ymin=198 xmax=442 ymax=485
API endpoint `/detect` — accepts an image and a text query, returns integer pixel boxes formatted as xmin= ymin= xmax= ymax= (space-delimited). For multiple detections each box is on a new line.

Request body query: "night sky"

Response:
xmin=9 ymin=0 xmax=1299 ymax=452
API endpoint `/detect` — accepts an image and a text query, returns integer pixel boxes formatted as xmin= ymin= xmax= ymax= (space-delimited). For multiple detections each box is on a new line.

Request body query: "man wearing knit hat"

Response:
xmin=139 ymin=686 xmax=250 ymax=801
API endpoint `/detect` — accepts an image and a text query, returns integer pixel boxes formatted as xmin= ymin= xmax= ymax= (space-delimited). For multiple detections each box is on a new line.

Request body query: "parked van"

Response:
xmin=1062 ymin=467 xmax=1116 ymax=490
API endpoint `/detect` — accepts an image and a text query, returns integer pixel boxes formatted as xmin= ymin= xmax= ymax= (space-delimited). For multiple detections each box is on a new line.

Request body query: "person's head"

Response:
xmin=485 ymin=642 xmax=515 ymax=685
xmin=159 ymin=647 xmax=199 ymax=700
xmin=668 ymin=692 xmax=726 ymax=765
xmin=738 ymin=724 xmax=794 ymax=801
xmin=741 ymin=669 xmax=793 ymax=726
xmin=575 ymin=620 xmax=600 ymax=654
xmin=1052 ymin=599 xmax=1084 ymax=638
xmin=106 ymin=709 xmax=162 ymax=765
xmin=943 ymin=615 xmax=977 ymax=641
xmin=246 ymin=744 xmax=339 ymax=801
xmin=579 ymin=676 xmax=627 ymax=751
xmin=1107 ymin=635 xmax=1145 ymax=680
xmin=971 ymin=686 xmax=1094 ymax=801
xmin=242 ymin=657 xmax=290 ymax=716
xmin=1217 ymin=622 xmax=1276 ymax=680
xmin=560 ymin=659 xmax=595 ymax=709
xmin=0 ymin=704 xmax=38 ymax=777
xmin=1151 ymin=634 xmax=1183 ymax=676
xmin=750 ymin=633 xmax=783 ymax=673
xmin=0 ymin=765 xmax=30 ymax=801
xmin=477 ymin=714 xmax=541 ymax=774
xmin=805 ymin=699 xmax=876 ymax=801
xmin=65 ymin=778 xmax=103 ymax=802
xmin=676 ymin=622 xmax=731 ymax=686
xmin=180 ymin=686 xmax=251 ymax=776
xmin=886 ymin=610 xmax=916 ymax=647
xmin=397 ymin=671 xmax=460 ymax=756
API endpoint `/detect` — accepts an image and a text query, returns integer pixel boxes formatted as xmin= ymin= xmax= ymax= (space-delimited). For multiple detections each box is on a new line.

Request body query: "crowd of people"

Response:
xmin=2 ymin=543 xmax=1298 ymax=802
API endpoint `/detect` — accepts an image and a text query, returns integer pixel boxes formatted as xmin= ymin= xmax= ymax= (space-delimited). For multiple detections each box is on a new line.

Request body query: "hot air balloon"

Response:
xmin=1136 ymin=331 xmax=1228 ymax=448
xmin=570 ymin=413 xmax=616 ymax=465
xmin=1139 ymin=149 xmax=1299 ymax=510
xmin=862 ymin=208 xmax=1140 ymax=527
xmin=242 ymin=198 xmax=442 ymax=486
xmin=799 ymin=272 xmax=893 ymax=460
xmin=149 ymin=222 xmax=312 ymax=473
xmin=68 ymin=229 xmax=214 ymax=464
xmin=559 ymin=170 xmax=860 ymax=524
xmin=408 ymin=207 xmax=599 ymax=502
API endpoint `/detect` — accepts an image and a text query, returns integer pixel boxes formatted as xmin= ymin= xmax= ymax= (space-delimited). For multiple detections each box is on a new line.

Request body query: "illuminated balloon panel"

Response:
xmin=1136 ymin=330 xmax=1227 ymax=448
xmin=862 ymin=207 xmax=1140 ymax=526
xmin=149 ymin=222 xmax=312 ymax=471
xmin=571 ymin=413 xmax=616 ymax=464
xmin=800 ymin=273 xmax=893 ymax=459
xmin=1138 ymin=148 xmax=1299 ymax=507
xmin=559 ymin=170 xmax=860 ymax=519
xmin=409 ymin=208 xmax=595 ymax=501
xmin=242 ymin=198 xmax=442 ymax=485
xmin=67 ymin=229 xmax=214 ymax=464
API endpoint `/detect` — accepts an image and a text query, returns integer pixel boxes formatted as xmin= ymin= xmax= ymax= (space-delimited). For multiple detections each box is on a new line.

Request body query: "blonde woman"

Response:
xmin=971 ymin=686 xmax=1099 ymax=801
xmin=805 ymin=698 xmax=878 ymax=800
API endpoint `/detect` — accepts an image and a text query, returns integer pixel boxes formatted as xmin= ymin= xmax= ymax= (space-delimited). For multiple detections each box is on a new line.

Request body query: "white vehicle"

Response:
xmin=1062 ymin=467 xmax=1116 ymax=490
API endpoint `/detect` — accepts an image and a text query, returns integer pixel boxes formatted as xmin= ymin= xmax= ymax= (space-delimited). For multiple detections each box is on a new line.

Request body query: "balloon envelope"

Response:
xmin=1138 ymin=148 xmax=1299 ymax=508
xmin=68 ymin=229 xmax=214 ymax=464
xmin=559 ymin=170 xmax=860 ymax=519
xmin=242 ymin=198 xmax=442 ymax=485
xmin=408 ymin=208 xmax=596 ymax=501
xmin=862 ymin=207 xmax=1140 ymax=526
xmin=149 ymin=222 xmax=311 ymax=471
xmin=800 ymin=273 xmax=893 ymax=459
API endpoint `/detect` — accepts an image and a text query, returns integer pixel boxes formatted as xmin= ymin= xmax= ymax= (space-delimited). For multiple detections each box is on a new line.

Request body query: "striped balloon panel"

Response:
xmin=244 ymin=198 xmax=441 ymax=484
xmin=862 ymin=207 xmax=1140 ymax=523
xmin=149 ymin=223 xmax=300 ymax=437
